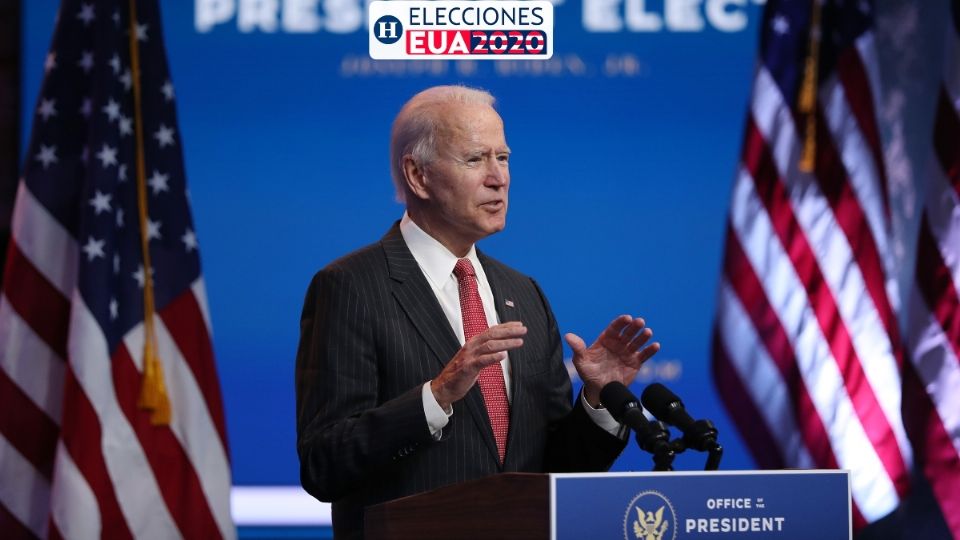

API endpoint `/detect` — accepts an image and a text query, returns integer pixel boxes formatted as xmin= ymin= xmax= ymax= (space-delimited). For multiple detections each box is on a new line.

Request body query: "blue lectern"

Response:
xmin=364 ymin=471 xmax=851 ymax=539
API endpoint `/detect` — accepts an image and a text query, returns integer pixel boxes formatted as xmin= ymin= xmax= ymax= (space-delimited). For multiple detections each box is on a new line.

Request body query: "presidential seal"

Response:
xmin=623 ymin=490 xmax=678 ymax=540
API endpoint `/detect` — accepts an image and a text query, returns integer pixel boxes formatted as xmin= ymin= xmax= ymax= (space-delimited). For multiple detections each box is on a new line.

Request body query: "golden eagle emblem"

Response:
xmin=632 ymin=505 xmax=669 ymax=540
xmin=622 ymin=490 xmax=677 ymax=540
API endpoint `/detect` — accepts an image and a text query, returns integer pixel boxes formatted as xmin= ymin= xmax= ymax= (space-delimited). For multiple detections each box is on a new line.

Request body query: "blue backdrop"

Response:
xmin=22 ymin=0 xmax=765 ymax=487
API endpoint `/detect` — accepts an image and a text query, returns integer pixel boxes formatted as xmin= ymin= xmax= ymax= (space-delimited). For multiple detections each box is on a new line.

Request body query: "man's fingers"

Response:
xmin=493 ymin=321 xmax=526 ymax=330
xmin=626 ymin=327 xmax=653 ymax=352
xmin=603 ymin=315 xmax=632 ymax=338
xmin=481 ymin=322 xmax=527 ymax=340
xmin=492 ymin=321 xmax=524 ymax=329
xmin=611 ymin=317 xmax=651 ymax=350
xmin=439 ymin=325 xmax=525 ymax=405
xmin=476 ymin=351 xmax=509 ymax=367
xmin=636 ymin=341 xmax=661 ymax=363
xmin=618 ymin=317 xmax=647 ymax=340
xmin=564 ymin=333 xmax=586 ymax=354
xmin=477 ymin=338 xmax=524 ymax=354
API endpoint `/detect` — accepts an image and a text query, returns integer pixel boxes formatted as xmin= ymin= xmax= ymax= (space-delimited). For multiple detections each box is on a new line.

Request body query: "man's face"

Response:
xmin=420 ymin=102 xmax=511 ymax=249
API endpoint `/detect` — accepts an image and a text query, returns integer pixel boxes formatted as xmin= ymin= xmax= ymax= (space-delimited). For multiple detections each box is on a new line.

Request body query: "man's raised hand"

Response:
xmin=565 ymin=315 xmax=660 ymax=407
xmin=431 ymin=321 xmax=527 ymax=410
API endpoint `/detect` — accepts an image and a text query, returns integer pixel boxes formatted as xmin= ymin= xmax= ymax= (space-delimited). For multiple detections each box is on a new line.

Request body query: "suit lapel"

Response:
xmin=382 ymin=225 xmax=500 ymax=464
xmin=382 ymin=224 xmax=460 ymax=366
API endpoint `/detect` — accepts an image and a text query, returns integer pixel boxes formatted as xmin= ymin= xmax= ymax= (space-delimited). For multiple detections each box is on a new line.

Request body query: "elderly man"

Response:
xmin=295 ymin=85 xmax=660 ymax=538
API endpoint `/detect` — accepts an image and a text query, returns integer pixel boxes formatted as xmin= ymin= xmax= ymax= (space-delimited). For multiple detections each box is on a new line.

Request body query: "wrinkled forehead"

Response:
xmin=435 ymin=102 xmax=507 ymax=150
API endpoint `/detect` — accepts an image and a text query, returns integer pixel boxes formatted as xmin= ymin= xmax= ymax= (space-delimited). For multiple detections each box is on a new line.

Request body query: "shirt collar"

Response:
xmin=399 ymin=212 xmax=481 ymax=289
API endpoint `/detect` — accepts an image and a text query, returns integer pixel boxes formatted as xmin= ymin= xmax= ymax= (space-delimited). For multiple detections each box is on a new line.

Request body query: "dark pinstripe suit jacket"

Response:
xmin=295 ymin=223 xmax=626 ymax=538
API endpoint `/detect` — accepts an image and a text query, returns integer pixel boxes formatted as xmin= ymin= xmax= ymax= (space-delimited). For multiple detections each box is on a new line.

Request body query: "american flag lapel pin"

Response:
xmin=505 ymin=299 xmax=515 ymax=308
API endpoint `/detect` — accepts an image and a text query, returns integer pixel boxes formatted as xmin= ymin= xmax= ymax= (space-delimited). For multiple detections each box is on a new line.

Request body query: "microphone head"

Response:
xmin=640 ymin=383 xmax=684 ymax=422
xmin=599 ymin=381 xmax=637 ymax=420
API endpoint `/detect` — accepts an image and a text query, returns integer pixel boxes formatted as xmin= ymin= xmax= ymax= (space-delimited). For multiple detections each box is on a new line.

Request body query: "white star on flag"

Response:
xmin=161 ymin=80 xmax=175 ymax=101
xmin=82 ymin=237 xmax=106 ymax=261
xmin=113 ymin=253 xmax=120 ymax=274
xmin=118 ymin=163 xmax=128 ymax=182
xmin=136 ymin=23 xmax=149 ymax=42
xmin=77 ymin=50 xmax=94 ymax=72
xmin=772 ymin=14 xmax=789 ymax=35
xmin=147 ymin=218 xmax=162 ymax=240
xmin=120 ymin=69 xmax=132 ymax=91
xmin=118 ymin=115 xmax=133 ymax=137
xmin=96 ymin=144 xmax=118 ymax=168
xmin=79 ymin=97 xmax=92 ymax=117
xmin=89 ymin=191 xmax=112 ymax=214
xmin=37 ymin=99 xmax=57 ymax=121
xmin=44 ymin=52 xmax=56 ymax=73
xmin=182 ymin=229 xmax=198 ymax=252
xmin=154 ymin=124 xmax=175 ymax=147
xmin=109 ymin=53 xmax=121 ymax=74
xmin=133 ymin=266 xmax=145 ymax=288
xmin=109 ymin=298 xmax=119 ymax=320
xmin=132 ymin=265 xmax=155 ymax=288
xmin=34 ymin=145 xmax=58 ymax=169
xmin=116 ymin=208 xmax=124 ymax=228
xmin=148 ymin=170 xmax=170 ymax=195
xmin=102 ymin=99 xmax=121 ymax=122
xmin=77 ymin=3 xmax=95 ymax=25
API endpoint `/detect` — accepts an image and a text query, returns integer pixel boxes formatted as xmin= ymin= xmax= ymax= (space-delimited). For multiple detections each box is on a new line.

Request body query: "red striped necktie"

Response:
xmin=453 ymin=258 xmax=509 ymax=463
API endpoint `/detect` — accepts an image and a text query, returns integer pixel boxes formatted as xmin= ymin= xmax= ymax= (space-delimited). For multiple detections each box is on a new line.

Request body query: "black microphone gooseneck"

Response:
xmin=599 ymin=382 xmax=675 ymax=471
xmin=641 ymin=383 xmax=723 ymax=470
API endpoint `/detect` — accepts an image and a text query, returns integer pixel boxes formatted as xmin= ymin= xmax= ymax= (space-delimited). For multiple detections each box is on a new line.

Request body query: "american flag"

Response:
xmin=712 ymin=0 xmax=914 ymax=531
xmin=904 ymin=0 xmax=960 ymax=536
xmin=0 ymin=1 xmax=233 ymax=538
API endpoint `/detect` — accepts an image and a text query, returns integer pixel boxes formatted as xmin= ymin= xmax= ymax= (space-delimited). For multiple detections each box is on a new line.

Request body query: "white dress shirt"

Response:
xmin=398 ymin=213 xmax=621 ymax=439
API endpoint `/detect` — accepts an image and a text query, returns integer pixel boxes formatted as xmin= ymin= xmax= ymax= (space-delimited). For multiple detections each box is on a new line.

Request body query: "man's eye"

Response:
xmin=497 ymin=154 xmax=510 ymax=163
xmin=467 ymin=156 xmax=482 ymax=164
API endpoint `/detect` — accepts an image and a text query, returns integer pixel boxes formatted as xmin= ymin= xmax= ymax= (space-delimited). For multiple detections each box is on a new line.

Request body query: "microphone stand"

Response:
xmin=666 ymin=419 xmax=724 ymax=471
xmin=652 ymin=448 xmax=676 ymax=472
xmin=705 ymin=443 xmax=723 ymax=471
xmin=636 ymin=419 xmax=675 ymax=472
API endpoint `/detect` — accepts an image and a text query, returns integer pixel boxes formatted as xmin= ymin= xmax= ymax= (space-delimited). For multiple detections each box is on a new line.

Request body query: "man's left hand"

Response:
xmin=565 ymin=315 xmax=661 ymax=408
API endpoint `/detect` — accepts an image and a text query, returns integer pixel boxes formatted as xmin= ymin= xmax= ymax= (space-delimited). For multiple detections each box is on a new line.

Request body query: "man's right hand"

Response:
xmin=430 ymin=321 xmax=527 ymax=411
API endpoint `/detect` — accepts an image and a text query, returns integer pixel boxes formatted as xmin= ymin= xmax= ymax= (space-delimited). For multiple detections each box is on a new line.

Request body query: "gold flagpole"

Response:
xmin=798 ymin=0 xmax=822 ymax=173
xmin=128 ymin=0 xmax=171 ymax=425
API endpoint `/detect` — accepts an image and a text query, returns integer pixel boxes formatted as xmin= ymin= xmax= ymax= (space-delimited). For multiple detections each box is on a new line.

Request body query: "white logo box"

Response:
xmin=369 ymin=1 xmax=555 ymax=60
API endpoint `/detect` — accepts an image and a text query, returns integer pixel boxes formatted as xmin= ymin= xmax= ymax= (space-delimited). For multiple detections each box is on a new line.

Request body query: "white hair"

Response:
xmin=390 ymin=85 xmax=496 ymax=204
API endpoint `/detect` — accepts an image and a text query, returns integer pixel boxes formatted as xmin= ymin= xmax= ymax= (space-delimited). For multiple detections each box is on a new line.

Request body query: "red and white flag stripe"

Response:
xmin=715 ymin=21 xmax=911 ymax=530
xmin=903 ymin=8 xmax=960 ymax=535
xmin=0 ymin=183 xmax=234 ymax=539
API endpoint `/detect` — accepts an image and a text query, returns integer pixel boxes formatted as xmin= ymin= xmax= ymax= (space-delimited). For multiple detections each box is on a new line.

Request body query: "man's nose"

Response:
xmin=485 ymin=162 xmax=508 ymax=187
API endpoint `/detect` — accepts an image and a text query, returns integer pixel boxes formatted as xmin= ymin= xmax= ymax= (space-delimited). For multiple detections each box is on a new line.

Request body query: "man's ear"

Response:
xmin=401 ymin=155 xmax=430 ymax=201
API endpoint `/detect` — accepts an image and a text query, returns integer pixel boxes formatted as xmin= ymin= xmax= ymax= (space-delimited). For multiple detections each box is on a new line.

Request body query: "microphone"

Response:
xmin=641 ymin=383 xmax=722 ymax=468
xmin=599 ymin=382 xmax=674 ymax=471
